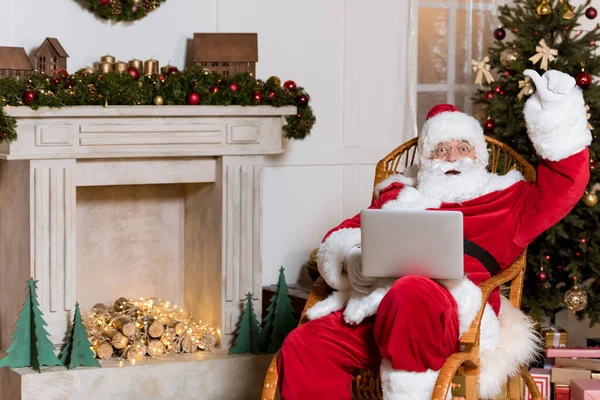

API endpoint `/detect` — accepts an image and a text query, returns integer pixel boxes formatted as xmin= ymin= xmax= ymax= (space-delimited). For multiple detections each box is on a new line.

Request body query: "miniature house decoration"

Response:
xmin=0 ymin=47 xmax=33 ymax=78
xmin=192 ymin=33 xmax=258 ymax=77
xmin=32 ymin=38 xmax=68 ymax=75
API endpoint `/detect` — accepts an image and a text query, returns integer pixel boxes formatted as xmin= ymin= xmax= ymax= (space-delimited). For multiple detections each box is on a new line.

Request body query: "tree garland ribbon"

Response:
xmin=0 ymin=66 xmax=315 ymax=144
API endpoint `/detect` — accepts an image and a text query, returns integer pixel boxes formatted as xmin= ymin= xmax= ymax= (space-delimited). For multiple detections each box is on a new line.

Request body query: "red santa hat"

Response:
xmin=417 ymin=104 xmax=488 ymax=166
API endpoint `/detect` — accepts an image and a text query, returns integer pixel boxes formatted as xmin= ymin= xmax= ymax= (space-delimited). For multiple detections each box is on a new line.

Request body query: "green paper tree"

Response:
xmin=475 ymin=0 xmax=600 ymax=324
xmin=0 ymin=279 xmax=62 ymax=372
xmin=259 ymin=278 xmax=279 ymax=353
xmin=59 ymin=303 xmax=101 ymax=369
xmin=266 ymin=267 xmax=298 ymax=353
xmin=229 ymin=293 xmax=261 ymax=355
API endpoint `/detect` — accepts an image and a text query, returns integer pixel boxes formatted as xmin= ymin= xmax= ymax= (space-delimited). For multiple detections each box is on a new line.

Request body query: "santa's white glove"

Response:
xmin=344 ymin=246 xmax=376 ymax=294
xmin=524 ymin=69 xmax=576 ymax=108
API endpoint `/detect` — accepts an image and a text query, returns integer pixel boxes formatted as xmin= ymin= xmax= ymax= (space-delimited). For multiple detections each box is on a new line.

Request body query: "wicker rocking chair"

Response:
xmin=262 ymin=136 xmax=542 ymax=400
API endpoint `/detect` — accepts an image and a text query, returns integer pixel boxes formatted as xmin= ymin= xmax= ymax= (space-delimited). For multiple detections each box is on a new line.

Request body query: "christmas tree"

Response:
xmin=267 ymin=267 xmax=298 ymax=353
xmin=229 ymin=292 xmax=261 ymax=355
xmin=259 ymin=267 xmax=299 ymax=353
xmin=474 ymin=0 xmax=600 ymax=323
xmin=0 ymin=279 xmax=62 ymax=372
xmin=59 ymin=303 xmax=101 ymax=369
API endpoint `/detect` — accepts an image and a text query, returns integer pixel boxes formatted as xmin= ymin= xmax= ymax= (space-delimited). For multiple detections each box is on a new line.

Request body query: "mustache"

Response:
xmin=421 ymin=158 xmax=476 ymax=175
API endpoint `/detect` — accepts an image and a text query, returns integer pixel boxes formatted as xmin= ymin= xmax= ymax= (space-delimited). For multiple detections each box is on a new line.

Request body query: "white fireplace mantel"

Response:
xmin=0 ymin=105 xmax=295 ymax=399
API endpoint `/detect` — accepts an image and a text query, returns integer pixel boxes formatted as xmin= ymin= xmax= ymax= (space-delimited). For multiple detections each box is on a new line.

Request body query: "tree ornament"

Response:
xmin=158 ymin=74 xmax=166 ymax=82
xmin=296 ymin=94 xmax=309 ymax=106
xmin=500 ymin=48 xmax=520 ymax=67
xmin=55 ymin=69 xmax=69 ymax=80
xmin=22 ymin=90 xmax=37 ymax=104
xmin=518 ymin=76 xmax=534 ymax=100
xmin=99 ymin=0 xmax=110 ymax=4
xmin=229 ymin=83 xmax=238 ymax=92
xmin=269 ymin=91 xmax=276 ymax=99
xmin=590 ymin=159 xmax=596 ymax=169
xmin=560 ymin=0 xmax=575 ymax=19
xmin=576 ymin=71 xmax=592 ymax=89
xmin=536 ymin=270 xmax=548 ymax=283
xmin=210 ymin=85 xmax=219 ymax=94
xmin=66 ymin=81 xmax=75 ymax=90
xmin=537 ymin=0 xmax=552 ymax=16
xmin=493 ymin=27 xmax=506 ymax=40
xmin=253 ymin=91 xmax=264 ymax=103
xmin=586 ymin=7 xmax=598 ymax=19
xmin=185 ymin=92 xmax=201 ymax=105
xmin=583 ymin=191 xmax=598 ymax=207
xmin=483 ymin=118 xmax=495 ymax=133
xmin=127 ymin=67 xmax=140 ymax=80
xmin=153 ymin=95 xmax=164 ymax=105
xmin=564 ymin=280 xmax=588 ymax=313
xmin=283 ymin=80 xmax=297 ymax=91
xmin=529 ymin=39 xmax=558 ymax=70
xmin=269 ymin=76 xmax=282 ymax=86
xmin=586 ymin=105 xmax=594 ymax=130
xmin=52 ymin=78 xmax=60 ymax=85
xmin=167 ymin=66 xmax=179 ymax=75
xmin=472 ymin=57 xmax=495 ymax=84
xmin=484 ymin=91 xmax=494 ymax=101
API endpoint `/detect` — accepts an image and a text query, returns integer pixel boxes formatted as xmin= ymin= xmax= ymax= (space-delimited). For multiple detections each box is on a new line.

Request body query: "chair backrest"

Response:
xmin=373 ymin=135 xmax=536 ymax=193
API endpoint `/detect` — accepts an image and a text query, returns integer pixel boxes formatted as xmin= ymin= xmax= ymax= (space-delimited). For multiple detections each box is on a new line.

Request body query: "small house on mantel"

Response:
xmin=0 ymin=46 xmax=33 ymax=78
xmin=33 ymin=38 xmax=69 ymax=75
xmin=192 ymin=33 xmax=258 ymax=77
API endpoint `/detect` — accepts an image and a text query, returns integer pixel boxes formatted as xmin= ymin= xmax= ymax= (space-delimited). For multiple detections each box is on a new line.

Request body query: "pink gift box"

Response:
xmin=525 ymin=368 xmax=551 ymax=400
xmin=571 ymin=379 xmax=600 ymax=400
xmin=546 ymin=347 xmax=600 ymax=358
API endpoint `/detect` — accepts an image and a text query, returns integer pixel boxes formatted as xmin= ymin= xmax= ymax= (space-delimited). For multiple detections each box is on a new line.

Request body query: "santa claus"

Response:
xmin=277 ymin=69 xmax=592 ymax=399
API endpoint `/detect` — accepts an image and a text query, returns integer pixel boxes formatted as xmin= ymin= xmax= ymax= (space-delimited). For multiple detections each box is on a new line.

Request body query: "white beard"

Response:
xmin=417 ymin=158 xmax=491 ymax=204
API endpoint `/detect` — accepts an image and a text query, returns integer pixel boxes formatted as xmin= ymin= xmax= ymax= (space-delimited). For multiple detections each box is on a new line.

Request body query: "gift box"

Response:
xmin=551 ymin=366 xmax=591 ymax=385
xmin=555 ymin=384 xmax=570 ymax=400
xmin=541 ymin=326 xmax=568 ymax=348
xmin=526 ymin=368 xmax=551 ymax=400
xmin=556 ymin=358 xmax=600 ymax=372
xmin=570 ymin=379 xmax=600 ymax=399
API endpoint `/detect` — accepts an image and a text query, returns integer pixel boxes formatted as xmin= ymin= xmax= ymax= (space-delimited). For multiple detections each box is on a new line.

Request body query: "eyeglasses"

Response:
xmin=431 ymin=143 xmax=475 ymax=159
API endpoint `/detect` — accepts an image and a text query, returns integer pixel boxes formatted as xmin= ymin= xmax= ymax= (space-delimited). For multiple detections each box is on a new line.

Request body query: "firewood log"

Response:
xmin=181 ymin=336 xmax=195 ymax=353
xmin=94 ymin=342 xmax=114 ymax=360
xmin=110 ymin=332 xmax=129 ymax=349
xmin=147 ymin=340 xmax=164 ymax=357
xmin=148 ymin=322 xmax=165 ymax=338
xmin=113 ymin=317 xmax=136 ymax=337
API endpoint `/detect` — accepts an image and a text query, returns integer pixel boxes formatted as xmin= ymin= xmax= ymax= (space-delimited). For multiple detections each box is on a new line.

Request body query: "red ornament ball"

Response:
xmin=536 ymin=270 xmax=548 ymax=283
xmin=495 ymin=85 xmax=502 ymax=93
xmin=1 ymin=133 xmax=7 ymax=138
xmin=52 ymin=78 xmax=60 ymax=85
xmin=484 ymin=91 xmax=494 ymax=101
xmin=483 ymin=119 xmax=495 ymax=133
xmin=22 ymin=90 xmax=37 ymax=104
xmin=55 ymin=69 xmax=69 ymax=79
xmin=586 ymin=7 xmax=598 ymax=19
xmin=268 ymin=91 xmax=276 ymax=98
xmin=493 ymin=27 xmax=506 ymax=41
xmin=99 ymin=0 xmax=110 ymax=4
xmin=167 ymin=66 xmax=179 ymax=75
xmin=576 ymin=71 xmax=593 ymax=89
xmin=296 ymin=94 xmax=309 ymax=106
xmin=283 ymin=80 xmax=297 ymax=91
xmin=591 ymin=160 xmax=597 ymax=170
xmin=66 ymin=81 xmax=75 ymax=89
xmin=127 ymin=67 xmax=140 ymax=81
xmin=186 ymin=92 xmax=201 ymax=105
xmin=229 ymin=83 xmax=238 ymax=92
xmin=158 ymin=74 xmax=166 ymax=82
xmin=253 ymin=91 xmax=264 ymax=103
xmin=210 ymin=85 xmax=219 ymax=94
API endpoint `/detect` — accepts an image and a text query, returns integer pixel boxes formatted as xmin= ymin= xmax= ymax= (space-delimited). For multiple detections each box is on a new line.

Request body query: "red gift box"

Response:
xmin=525 ymin=368 xmax=551 ymax=400
xmin=571 ymin=379 xmax=600 ymax=400
xmin=555 ymin=384 xmax=570 ymax=400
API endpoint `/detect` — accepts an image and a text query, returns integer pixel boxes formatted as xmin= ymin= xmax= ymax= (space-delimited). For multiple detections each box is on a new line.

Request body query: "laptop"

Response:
xmin=360 ymin=209 xmax=464 ymax=279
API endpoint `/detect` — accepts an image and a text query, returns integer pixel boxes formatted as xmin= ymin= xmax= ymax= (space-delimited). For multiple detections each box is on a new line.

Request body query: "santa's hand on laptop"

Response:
xmin=344 ymin=246 xmax=376 ymax=294
xmin=524 ymin=69 xmax=576 ymax=108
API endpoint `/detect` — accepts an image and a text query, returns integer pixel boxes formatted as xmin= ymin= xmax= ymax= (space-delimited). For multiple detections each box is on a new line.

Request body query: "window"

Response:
xmin=409 ymin=0 xmax=501 ymax=136
xmin=41 ymin=56 xmax=46 ymax=71
xmin=223 ymin=70 xmax=229 ymax=76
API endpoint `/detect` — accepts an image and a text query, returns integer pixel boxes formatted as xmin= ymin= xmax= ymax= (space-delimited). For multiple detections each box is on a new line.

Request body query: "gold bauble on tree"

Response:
xmin=537 ymin=0 xmax=552 ymax=16
xmin=564 ymin=282 xmax=588 ymax=313
xmin=153 ymin=95 xmax=164 ymax=105
xmin=583 ymin=191 xmax=598 ymax=207
xmin=500 ymin=48 xmax=520 ymax=67
xmin=560 ymin=0 xmax=575 ymax=19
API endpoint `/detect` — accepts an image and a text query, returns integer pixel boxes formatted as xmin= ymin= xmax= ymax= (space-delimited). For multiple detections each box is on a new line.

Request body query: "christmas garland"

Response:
xmin=86 ymin=0 xmax=168 ymax=23
xmin=0 ymin=66 xmax=315 ymax=144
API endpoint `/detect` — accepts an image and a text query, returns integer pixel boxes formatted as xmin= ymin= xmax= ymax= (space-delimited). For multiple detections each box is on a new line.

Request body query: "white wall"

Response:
xmin=1 ymin=0 xmax=412 ymax=287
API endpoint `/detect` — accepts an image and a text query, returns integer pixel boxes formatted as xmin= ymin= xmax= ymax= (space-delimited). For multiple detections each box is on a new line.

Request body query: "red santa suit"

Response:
xmin=278 ymin=70 xmax=592 ymax=400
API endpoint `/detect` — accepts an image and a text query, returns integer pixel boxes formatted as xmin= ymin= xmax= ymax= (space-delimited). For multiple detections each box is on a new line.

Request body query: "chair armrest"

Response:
xmin=432 ymin=352 xmax=478 ymax=400
xmin=261 ymin=351 xmax=280 ymax=400
xmin=460 ymin=251 xmax=526 ymax=346
xmin=299 ymin=277 xmax=332 ymax=326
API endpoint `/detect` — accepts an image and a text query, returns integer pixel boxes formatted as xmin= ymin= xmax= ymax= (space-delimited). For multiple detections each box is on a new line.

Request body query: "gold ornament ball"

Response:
xmin=500 ymin=48 xmax=520 ymax=67
xmin=537 ymin=2 xmax=552 ymax=16
xmin=564 ymin=285 xmax=588 ymax=313
xmin=153 ymin=95 xmax=164 ymax=105
xmin=270 ymin=76 xmax=282 ymax=86
xmin=202 ymin=68 xmax=211 ymax=75
xmin=132 ymin=0 xmax=142 ymax=4
xmin=583 ymin=192 xmax=598 ymax=207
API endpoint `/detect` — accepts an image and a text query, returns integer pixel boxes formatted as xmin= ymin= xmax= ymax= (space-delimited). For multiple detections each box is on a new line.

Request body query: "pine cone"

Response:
xmin=142 ymin=0 xmax=157 ymax=11
xmin=110 ymin=0 xmax=122 ymax=14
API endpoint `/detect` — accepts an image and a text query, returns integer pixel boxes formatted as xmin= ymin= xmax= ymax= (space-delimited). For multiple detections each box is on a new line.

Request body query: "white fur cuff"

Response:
xmin=316 ymin=228 xmax=361 ymax=291
xmin=438 ymin=278 xmax=482 ymax=336
xmin=524 ymin=87 xmax=592 ymax=161
xmin=380 ymin=359 xmax=451 ymax=400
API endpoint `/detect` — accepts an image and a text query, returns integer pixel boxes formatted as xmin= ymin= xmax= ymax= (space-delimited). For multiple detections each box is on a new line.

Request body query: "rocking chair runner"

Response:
xmin=262 ymin=136 xmax=542 ymax=400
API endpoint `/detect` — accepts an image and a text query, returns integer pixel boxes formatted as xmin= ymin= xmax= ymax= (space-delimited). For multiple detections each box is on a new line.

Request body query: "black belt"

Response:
xmin=463 ymin=239 xmax=500 ymax=276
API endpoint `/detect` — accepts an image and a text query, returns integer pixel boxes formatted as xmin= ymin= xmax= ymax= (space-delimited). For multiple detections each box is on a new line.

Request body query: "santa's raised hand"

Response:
xmin=524 ymin=69 xmax=576 ymax=108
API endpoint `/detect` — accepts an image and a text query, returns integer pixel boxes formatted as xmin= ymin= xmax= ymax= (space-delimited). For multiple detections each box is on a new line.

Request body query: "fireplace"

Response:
xmin=0 ymin=105 xmax=295 ymax=398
